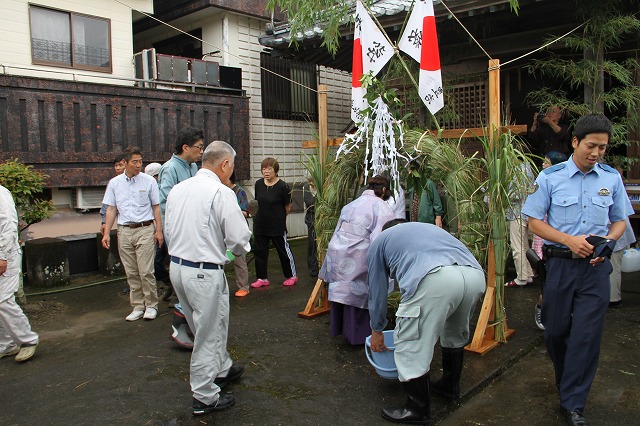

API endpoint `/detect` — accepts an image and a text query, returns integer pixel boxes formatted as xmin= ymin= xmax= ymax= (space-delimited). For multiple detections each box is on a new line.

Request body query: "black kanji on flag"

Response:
xmin=407 ymin=28 xmax=422 ymax=49
xmin=367 ymin=41 xmax=387 ymax=63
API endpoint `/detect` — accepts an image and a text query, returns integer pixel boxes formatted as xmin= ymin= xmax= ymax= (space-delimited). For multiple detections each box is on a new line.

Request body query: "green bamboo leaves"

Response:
xmin=306 ymin=127 xmax=536 ymax=341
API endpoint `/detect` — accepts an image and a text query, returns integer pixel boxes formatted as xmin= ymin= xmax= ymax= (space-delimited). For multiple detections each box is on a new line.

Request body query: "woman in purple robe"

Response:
xmin=319 ymin=175 xmax=397 ymax=345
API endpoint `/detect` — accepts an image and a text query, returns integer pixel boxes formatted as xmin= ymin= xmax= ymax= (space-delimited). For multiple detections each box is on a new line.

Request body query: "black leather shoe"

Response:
xmin=214 ymin=364 xmax=244 ymax=388
xmin=381 ymin=406 xmax=430 ymax=425
xmin=563 ymin=409 xmax=588 ymax=426
xmin=192 ymin=394 xmax=235 ymax=415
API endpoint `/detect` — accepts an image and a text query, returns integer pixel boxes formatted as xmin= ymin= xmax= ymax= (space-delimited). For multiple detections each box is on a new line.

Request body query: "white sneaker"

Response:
xmin=126 ymin=310 xmax=145 ymax=321
xmin=0 ymin=346 xmax=20 ymax=359
xmin=143 ymin=307 xmax=158 ymax=320
xmin=15 ymin=343 xmax=38 ymax=362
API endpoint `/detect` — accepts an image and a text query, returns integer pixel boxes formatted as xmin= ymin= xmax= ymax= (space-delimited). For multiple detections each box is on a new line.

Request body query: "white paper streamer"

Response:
xmin=337 ymin=96 xmax=408 ymax=193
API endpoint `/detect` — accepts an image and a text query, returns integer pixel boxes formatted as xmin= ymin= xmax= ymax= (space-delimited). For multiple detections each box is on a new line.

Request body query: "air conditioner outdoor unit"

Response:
xmin=133 ymin=48 xmax=157 ymax=86
xmin=74 ymin=187 xmax=105 ymax=210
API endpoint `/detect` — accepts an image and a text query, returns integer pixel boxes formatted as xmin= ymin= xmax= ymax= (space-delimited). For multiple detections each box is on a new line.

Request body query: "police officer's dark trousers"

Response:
xmin=542 ymin=256 xmax=612 ymax=412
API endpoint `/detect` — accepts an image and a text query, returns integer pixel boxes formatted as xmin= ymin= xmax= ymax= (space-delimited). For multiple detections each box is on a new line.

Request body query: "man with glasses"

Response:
xmin=157 ymin=127 xmax=204 ymax=310
xmin=102 ymin=147 xmax=163 ymax=321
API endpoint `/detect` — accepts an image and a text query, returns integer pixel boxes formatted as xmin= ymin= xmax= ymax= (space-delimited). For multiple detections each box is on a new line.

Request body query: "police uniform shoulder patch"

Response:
xmin=542 ymin=163 xmax=565 ymax=175
xmin=598 ymin=163 xmax=617 ymax=173
xmin=529 ymin=182 xmax=539 ymax=194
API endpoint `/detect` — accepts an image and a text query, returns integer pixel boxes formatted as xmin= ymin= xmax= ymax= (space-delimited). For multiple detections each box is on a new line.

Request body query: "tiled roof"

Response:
xmin=259 ymin=0 xmax=512 ymax=48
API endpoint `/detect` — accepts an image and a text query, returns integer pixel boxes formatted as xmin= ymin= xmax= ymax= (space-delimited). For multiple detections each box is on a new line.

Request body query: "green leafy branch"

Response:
xmin=0 ymin=159 xmax=55 ymax=233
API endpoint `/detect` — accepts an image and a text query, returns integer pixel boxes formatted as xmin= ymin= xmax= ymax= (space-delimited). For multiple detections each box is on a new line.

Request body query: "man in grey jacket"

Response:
xmin=368 ymin=220 xmax=485 ymax=425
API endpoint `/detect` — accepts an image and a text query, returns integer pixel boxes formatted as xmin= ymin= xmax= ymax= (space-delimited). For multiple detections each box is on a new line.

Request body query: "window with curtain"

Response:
xmin=261 ymin=53 xmax=318 ymax=122
xmin=30 ymin=5 xmax=111 ymax=72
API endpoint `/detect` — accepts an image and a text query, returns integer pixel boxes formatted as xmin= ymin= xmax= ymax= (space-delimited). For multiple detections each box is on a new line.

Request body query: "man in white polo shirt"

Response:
xmin=102 ymin=146 xmax=163 ymax=321
xmin=165 ymin=140 xmax=251 ymax=416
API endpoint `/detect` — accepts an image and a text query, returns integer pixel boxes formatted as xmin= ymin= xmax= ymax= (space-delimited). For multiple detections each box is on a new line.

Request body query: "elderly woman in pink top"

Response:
xmin=319 ymin=175 xmax=397 ymax=345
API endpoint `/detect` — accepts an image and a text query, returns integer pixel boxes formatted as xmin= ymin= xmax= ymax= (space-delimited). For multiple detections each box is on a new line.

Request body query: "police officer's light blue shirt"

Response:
xmin=367 ymin=222 xmax=483 ymax=332
xmin=102 ymin=172 xmax=159 ymax=225
xmin=158 ymin=154 xmax=198 ymax=221
xmin=522 ymin=156 xmax=629 ymax=248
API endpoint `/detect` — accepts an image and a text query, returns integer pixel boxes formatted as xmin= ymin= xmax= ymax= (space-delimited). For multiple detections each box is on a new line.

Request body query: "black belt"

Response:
xmin=171 ymin=256 xmax=222 ymax=270
xmin=543 ymin=245 xmax=575 ymax=259
xmin=121 ymin=220 xmax=153 ymax=228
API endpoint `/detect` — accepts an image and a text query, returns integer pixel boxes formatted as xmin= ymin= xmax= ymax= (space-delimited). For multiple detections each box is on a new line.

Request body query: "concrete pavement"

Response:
xmin=1 ymin=237 xmax=638 ymax=425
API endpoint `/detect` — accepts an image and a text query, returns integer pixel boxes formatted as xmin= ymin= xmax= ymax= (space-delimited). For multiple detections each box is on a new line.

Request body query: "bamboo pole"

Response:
xmin=318 ymin=84 xmax=328 ymax=166
xmin=362 ymin=2 xmax=441 ymax=131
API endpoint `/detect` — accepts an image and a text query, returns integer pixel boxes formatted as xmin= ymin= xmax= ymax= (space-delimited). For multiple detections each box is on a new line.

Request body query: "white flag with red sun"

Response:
xmin=351 ymin=0 xmax=394 ymax=123
xmin=398 ymin=0 xmax=444 ymax=115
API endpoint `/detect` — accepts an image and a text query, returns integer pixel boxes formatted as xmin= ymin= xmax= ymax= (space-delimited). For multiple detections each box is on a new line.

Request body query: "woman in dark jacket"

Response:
xmin=250 ymin=157 xmax=298 ymax=288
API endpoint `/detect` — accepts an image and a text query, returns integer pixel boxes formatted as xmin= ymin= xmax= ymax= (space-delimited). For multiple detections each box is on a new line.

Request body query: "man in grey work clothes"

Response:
xmin=368 ymin=219 xmax=485 ymax=425
xmin=102 ymin=146 xmax=163 ymax=322
xmin=164 ymin=140 xmax=251 ymax=416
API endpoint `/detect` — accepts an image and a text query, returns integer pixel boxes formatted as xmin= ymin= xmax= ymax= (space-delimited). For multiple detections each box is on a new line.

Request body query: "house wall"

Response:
xmin=135 ymin=10 xmax=353 ymax=237
xmin=0 ymin=0 xmax=153 ymax=84
xmin=234 ymin=16 xmax=352 ymax=237
xmin=234 ymin=17 xmax=353 ymax=183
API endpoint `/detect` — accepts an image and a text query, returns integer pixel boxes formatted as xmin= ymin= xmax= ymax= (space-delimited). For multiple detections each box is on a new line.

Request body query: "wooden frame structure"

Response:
xmin=301 ymin=65 xmax=518 ymax=355
xmin=298 ymin=278 xmax=330 ymax=318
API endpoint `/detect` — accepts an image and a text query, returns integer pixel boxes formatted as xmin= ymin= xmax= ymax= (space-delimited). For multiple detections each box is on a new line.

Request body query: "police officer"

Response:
xmin=522 ymin=114 xmax=631 ymax=426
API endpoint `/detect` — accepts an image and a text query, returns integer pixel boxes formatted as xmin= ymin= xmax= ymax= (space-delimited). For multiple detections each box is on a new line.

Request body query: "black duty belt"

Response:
xmin=171 ymin=256 xmax=222 ymax=270
xmin=121 ymin=220 xmax=153 ymax=228
xmin=543 ymin=245 xmax=575 ymax=259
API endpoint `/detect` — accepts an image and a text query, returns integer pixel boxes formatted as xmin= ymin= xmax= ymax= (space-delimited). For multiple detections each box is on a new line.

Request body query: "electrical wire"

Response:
xmin=490 ymin=22 xmax=587 ymax=71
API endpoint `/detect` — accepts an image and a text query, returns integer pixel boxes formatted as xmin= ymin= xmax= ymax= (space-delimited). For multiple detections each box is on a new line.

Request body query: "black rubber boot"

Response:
xmin=430 ymin=347 xmax=464 ymax=400
xmin=161 ymin=283 xmax=174 ymax=301
xmin=170 ymin=309 xmax=194 ymax=349
xmin=381 ymin=373 xmax=430 ymax=425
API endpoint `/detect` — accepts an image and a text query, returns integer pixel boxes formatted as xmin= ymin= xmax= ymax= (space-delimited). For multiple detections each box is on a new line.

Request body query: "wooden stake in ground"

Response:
xmin=466 ymin=59 xmax=515 ymax=355
xmin=299 ymin=84 xmax=330 ymax=319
